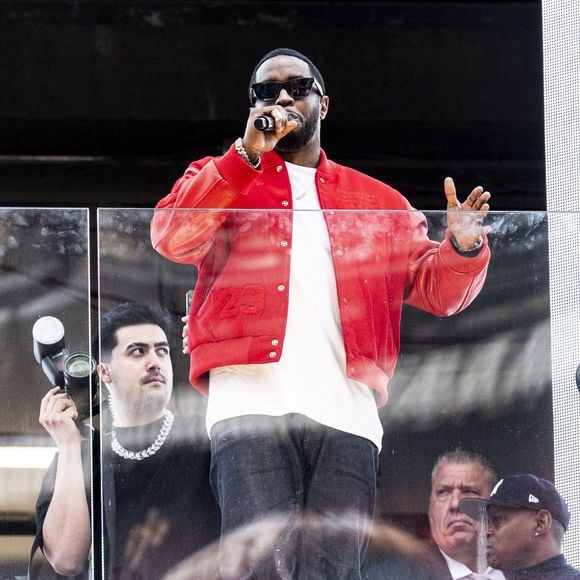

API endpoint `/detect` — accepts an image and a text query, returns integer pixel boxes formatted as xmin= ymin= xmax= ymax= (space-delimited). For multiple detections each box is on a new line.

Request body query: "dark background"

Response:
xmin=0 ymin=0 xmax=545 ymax=211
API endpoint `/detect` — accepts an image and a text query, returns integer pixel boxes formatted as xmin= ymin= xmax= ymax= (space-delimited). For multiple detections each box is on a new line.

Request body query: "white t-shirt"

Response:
xmin=206 ymin=161 xmax=383 ymax=450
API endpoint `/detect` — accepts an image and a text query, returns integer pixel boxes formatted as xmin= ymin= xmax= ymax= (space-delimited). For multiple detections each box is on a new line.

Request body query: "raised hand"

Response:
xmin=444 ymin=177 xmax=491 ymax=251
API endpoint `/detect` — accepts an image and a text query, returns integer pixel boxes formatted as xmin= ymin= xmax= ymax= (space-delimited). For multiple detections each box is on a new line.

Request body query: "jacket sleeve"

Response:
xmin=150 ymin=144 xmax=260 ymax=265
xmin=403 ymin=209 xmax=490 ymax=316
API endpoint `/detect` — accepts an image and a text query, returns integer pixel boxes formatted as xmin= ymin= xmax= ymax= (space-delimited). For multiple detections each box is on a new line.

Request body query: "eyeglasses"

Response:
xmin=250 ymin=77 xmax=323 ymax=103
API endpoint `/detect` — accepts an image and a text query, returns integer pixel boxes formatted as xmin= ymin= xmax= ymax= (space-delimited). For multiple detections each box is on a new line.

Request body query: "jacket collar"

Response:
xmin=262 ymin=148 xmax=337 ymax=182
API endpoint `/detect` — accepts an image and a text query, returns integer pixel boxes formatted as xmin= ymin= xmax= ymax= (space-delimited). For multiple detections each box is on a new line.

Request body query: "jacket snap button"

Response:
xmin=277 ymin=284 xmax=285 ymax=292
xmin=271 ymin=339 xmax=279 ymax=346
xmin=269 ymin=351 xmax=277 ymax=358
xmin=276 ymin=165 xmax=283 ymax=172
xmin=282 ymin=200 xmax=289 ymax=207
xmin=280 ymin=240 xmax=288 ymax=247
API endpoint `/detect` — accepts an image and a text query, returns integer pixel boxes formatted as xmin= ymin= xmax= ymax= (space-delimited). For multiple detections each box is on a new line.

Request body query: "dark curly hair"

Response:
xmin=93 ymin=302 xmax=173 ymax=361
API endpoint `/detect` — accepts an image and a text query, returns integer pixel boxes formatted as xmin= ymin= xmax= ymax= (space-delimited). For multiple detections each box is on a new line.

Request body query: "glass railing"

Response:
xmin=0 ymin=208 xmax=91 ymax=580
xmin=2 ymin=208 xmax=578 ymax=578
xmin=95 ymin=208 xmax=576 ymax=579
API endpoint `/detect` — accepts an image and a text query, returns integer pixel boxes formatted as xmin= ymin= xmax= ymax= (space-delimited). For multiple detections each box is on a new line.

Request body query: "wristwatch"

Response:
xmin=450 ymin=234 xmax=483 ymax=257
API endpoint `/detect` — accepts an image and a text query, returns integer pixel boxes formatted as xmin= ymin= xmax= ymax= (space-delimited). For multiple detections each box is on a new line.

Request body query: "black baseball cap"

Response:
xmin=459 ymin=473 xmax=570 ymax=530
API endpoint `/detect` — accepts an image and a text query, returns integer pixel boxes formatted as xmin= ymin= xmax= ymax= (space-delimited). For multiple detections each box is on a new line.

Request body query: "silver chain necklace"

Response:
xmin=111 ymin=410 xmax=175 ymax=461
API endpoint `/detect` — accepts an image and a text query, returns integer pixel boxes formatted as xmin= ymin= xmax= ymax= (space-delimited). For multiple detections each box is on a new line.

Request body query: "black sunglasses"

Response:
xmin=250 ymin=77 xmax=323 ymax=103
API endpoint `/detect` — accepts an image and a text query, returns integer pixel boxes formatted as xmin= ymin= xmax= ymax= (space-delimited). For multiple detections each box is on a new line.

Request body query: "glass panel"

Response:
xmin=98 ymin=208 xmax=560 ymax=579
xmin=0 ymin=209 xmax=91 ymax=579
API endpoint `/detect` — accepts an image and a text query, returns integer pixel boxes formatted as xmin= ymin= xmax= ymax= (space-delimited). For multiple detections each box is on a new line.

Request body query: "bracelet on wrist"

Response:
xmin=235 ymin=138 xmax=260 ymax=169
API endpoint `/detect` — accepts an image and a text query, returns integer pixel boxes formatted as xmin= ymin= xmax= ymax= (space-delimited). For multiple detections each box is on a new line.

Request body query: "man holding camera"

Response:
xmin=34 ymin=303 xmax=220 ymax=579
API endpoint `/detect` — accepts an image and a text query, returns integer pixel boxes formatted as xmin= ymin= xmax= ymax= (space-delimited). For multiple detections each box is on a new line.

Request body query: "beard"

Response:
xmin=275 ymin=106 xmax=319 ymax=153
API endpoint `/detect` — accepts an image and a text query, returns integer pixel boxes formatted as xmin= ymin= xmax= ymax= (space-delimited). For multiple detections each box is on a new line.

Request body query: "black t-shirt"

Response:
xmin=507 ymin=554 xmax=580 ymax=579
xmin=35 ymin=415 xmax=221 ymax=580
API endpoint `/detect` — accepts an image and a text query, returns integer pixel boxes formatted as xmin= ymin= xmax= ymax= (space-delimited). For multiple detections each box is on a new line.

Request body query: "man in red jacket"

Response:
xmin=151 ymin=47 xmax=491 ymax=579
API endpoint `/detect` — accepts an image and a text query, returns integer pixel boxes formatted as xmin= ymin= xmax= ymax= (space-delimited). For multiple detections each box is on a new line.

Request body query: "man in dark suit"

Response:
xmin=363 ymin=449 xmax=505 ymax=579
xmin=424 ymin=449 xmax=505 ymax=579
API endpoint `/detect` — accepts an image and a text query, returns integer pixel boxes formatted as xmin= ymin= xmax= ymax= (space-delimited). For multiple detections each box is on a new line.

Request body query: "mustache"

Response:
xmin=139 ymin=371 xmax=166 ymax=385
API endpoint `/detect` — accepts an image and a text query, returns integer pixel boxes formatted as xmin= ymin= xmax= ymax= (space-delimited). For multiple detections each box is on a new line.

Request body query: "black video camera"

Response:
xmin=32 ymin=315 xmax=99 ymax=421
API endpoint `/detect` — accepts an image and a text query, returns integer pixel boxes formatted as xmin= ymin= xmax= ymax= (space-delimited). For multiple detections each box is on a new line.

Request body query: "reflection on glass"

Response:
xmin=0 ymin=209 xmax=90 ymax=579
xmin=95 ymin=209 xmax=559 ymax=579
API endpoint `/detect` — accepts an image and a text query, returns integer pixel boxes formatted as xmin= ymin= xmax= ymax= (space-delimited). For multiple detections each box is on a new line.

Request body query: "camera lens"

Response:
xmin=62 ymin=352 xmax=99 ymax=419
xmin=64 ymin=353 xmax=95 ymax=378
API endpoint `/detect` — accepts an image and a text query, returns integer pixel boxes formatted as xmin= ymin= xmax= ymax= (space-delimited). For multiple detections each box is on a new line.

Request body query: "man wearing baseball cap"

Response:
xmin=459 ymin=474 xmax=580 ymax=578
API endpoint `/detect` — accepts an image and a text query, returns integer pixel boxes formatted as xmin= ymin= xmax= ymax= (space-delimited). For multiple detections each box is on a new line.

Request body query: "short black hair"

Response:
xmin=93 ymin=302 xmax=173 ymax=361
xmin=431 ymin=448 xmax=498 ymax=490
xmin=248 ymin=48 xmax=326 ymax=104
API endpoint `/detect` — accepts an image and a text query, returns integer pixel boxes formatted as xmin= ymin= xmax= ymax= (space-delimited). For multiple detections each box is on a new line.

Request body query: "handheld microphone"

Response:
xmin=254 ymin=115 xmax=275 ymax=132
xmin=254 ymin=113 xmax=293 ymax=132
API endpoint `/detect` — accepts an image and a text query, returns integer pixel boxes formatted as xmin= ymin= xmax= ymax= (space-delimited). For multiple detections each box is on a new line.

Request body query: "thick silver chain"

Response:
xmin=111 ymin=410 xmax=175 ymax=461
